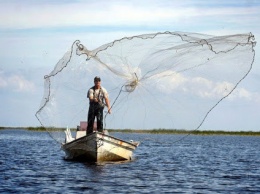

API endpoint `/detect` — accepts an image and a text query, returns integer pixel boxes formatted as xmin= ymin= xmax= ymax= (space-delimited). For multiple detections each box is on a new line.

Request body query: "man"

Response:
xmin=87 ymin=76 xmax=111 ymax=135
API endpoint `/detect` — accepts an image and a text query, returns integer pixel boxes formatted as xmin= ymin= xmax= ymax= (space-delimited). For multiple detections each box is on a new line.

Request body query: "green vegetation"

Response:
xmin=107 ymin=129 xmax=260 ymax=136
xmin=0 ymin=126 xmax=75 ymax=131
xmin=0 ymin=127 xmax=259 ymax=136
xmin=0 ymin=126 xmax=46 ymax=131
xmin=27 ymin=126 xmax=46 ymax=131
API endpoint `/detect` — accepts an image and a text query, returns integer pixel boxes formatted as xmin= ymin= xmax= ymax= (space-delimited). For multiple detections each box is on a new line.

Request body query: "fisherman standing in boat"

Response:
xmin=87 ymin=76 xmax=111 ymax=135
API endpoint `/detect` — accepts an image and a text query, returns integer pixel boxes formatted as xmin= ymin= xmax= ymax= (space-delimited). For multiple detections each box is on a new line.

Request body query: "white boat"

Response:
xmin=61 ymin=127 xmax=140 ymax=162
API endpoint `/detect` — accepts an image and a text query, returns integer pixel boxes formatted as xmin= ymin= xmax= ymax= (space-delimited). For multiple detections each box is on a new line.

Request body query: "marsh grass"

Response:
xmin=107 ymin=129 xmax=260 ymax=136
xmin=0 ymin=127 xmax=259 ymax=136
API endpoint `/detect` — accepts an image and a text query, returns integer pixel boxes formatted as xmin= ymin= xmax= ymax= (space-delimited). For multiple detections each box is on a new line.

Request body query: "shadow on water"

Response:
xmin=63 ymin=155 xmax=137 ymax=167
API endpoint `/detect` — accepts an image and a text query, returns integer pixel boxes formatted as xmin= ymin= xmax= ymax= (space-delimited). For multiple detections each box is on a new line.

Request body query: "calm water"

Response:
xmin=0 ymin=129 xmax=259 ymax=193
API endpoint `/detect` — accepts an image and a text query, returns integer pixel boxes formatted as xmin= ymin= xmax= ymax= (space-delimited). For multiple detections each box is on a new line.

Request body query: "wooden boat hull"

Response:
xmin=61 ymin=132 xmax=139 ymax=162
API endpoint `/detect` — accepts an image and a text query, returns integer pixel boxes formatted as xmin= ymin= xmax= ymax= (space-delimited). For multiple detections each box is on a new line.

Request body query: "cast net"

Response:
xmin=35 ymin=31 xmax=256 ymax=144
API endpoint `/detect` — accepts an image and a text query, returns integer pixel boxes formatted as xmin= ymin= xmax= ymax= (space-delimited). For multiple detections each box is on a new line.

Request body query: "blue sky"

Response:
xmin=0 ymin=0 xmax=259 ymax=131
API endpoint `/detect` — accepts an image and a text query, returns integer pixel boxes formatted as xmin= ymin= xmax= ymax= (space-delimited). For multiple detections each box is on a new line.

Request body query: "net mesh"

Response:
xmin=36 ymin=31 xmax=256 ymax=144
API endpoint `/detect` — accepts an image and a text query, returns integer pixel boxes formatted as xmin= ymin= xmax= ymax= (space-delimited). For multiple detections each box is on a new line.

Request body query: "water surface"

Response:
xmin=0 ymin=129 xmax=259 ymax=193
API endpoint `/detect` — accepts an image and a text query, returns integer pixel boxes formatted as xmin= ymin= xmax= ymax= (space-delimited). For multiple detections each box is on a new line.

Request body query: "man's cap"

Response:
xmin=94 ymin=76 xmax=101 ymax=81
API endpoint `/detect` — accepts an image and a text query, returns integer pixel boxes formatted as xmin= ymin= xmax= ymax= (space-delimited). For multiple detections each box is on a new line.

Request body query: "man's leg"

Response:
xmin=96 ymin=108 xmax=104 ymax=132
xmin=87 ymin=106 xmax=95 ymax=135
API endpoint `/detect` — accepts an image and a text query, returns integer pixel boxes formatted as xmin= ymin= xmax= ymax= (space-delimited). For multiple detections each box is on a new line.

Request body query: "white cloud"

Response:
xmin=190 ymin=78 xmax=254 ymax=100
xmin=0 ymin=73 xmax=35 ymax=92
xmin=0 ymin=2 xmax=172 ymax=28
xmin=0 ymin=1 xmax=259 ymax=29
xmin=228 ymin=87 xmax=252 ymax=100
xmin=154 ymin=70 xmax=254 ymax=100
